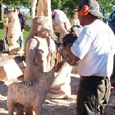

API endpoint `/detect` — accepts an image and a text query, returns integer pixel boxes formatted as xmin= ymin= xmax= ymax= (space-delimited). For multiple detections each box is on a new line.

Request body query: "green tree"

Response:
xmin=51 ymin=0 xmax=115 ymax=18
xmin=2 ymin=0 xmax=115 ymax=18
xmin=51 ymin=0 xmax=81 ymax=17
xmin=98 ymin=0 xmax=115 ymax=18
xmin=2 ymin=0 xmax=31 ymax=8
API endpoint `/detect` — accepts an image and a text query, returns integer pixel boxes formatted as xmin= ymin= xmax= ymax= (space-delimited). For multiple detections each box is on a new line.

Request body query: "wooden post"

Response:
xmin=0 ymin=59 xmax=23 ymax=81
xmin=31 ymin=0 xmax=37 ymax=18
xmin=36 ymin=0 xmax=53 ymax=32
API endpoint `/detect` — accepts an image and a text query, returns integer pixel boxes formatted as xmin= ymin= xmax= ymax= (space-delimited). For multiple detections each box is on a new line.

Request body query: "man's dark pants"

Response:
xmin=76 ymin=76 xmax=111 ymax=115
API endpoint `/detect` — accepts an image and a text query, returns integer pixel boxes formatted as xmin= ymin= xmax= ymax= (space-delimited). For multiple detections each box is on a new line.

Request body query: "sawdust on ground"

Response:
xmin=0 ymin=68 xmax=115 ymax=115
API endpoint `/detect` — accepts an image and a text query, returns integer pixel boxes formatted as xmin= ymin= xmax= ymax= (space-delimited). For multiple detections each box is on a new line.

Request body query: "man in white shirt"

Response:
xmin=52 ymin=9 xmax=71 ymax=43
xmin=49 ymin=9 xmax=72 ymax=99
xmin=66 ymin=0 xmax=115 ymax=114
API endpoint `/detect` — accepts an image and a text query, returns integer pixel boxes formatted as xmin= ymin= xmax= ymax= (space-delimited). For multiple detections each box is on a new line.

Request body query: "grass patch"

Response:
xmin=23 ymin=25 xmax=30 ymax=43
xmin=0 ymin=21 xmax=4 ymax=39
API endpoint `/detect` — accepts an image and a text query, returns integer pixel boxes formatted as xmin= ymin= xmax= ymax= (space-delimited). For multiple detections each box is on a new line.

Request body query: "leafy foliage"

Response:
xmin=2 ymin=0 xmax=31 ymax=8
xmin=98 ymin=0 xmax=115 ymax=18
xmin=2 ymin=0 xmax=115 ymax=18
xmin=51 ymin=0 xmax=81 ymax=17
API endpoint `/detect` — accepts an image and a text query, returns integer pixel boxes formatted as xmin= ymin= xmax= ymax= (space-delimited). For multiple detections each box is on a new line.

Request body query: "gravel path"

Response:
xmin=0 ymin=71 xmax=115 ymax=115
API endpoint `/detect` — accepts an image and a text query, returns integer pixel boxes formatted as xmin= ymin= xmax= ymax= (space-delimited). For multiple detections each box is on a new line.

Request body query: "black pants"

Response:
xmin=77 ymin=76 xmax=111 ymax=115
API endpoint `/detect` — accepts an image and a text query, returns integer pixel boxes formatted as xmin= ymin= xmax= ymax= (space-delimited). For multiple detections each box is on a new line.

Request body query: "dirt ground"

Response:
xmin=0 ymin=67 xmax=115 ymax=115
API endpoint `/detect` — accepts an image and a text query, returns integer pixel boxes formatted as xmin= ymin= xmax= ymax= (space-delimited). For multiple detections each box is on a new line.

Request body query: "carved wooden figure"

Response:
xmin=7 ymin=16 xmax=56 ymax=115
xmin=4 ymin=10 xmax=21 ymax=51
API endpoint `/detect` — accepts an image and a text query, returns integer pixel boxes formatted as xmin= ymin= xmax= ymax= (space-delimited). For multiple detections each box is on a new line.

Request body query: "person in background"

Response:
xmin=108 ymin=11 xmax=115 ymax=35
xmin=108 ymin=11 xmax=115 ymax=89
xmin=16 ymin=8 xmax=26 ymax=48
xmin=66 ymin=0 xmax=115 ymax=114
xmin=49 ymin=9 xmax=72 ymax=99
xmin=71 ymin=9 xmax=80 ymax=26
xmin=52 ymin=9 xmax=71 ymax=44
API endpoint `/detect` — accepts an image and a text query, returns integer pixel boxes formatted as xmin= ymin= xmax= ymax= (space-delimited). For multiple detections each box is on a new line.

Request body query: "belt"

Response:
xmin=81 ymin=76 xmax=108 ymax=80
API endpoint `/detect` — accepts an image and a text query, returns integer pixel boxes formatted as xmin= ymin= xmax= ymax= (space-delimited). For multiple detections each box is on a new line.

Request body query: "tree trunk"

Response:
xmin=36 ymin=0 xmax=53 ymax=32
xmin=31 ymin=0 xmax=53 ymax=31
xmin=0 ymin=1 xmax=3 ymax=21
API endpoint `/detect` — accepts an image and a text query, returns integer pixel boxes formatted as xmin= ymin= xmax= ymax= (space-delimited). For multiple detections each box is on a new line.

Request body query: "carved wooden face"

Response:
xmin=29 ymin=16 xmax=52 ymax=38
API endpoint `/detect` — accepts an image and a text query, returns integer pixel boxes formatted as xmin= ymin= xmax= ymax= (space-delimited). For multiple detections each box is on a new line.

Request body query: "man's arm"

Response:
xmin=64 ymin=22 xmax=68 ymax=31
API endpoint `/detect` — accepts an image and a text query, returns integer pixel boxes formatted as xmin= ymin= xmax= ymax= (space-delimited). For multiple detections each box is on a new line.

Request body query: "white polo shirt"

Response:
xmin=53 ymin=9 xmax=71 ymax=32
xmin=71 ymin=19 xmax=115 ymax=77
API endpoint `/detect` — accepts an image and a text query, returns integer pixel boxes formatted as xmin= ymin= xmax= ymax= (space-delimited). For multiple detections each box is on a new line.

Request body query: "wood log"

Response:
xmin=0 ymin=59 xmax=23 ymax=81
